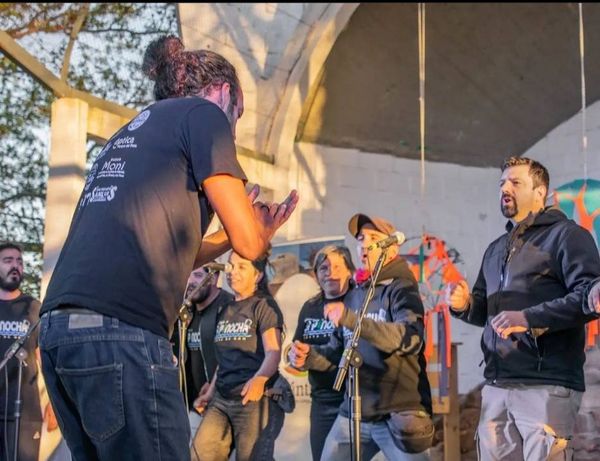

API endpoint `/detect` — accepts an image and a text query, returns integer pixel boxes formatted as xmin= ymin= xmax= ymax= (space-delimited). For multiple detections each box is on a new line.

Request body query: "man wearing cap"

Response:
xmin=289 ymin=214 xmax=433 ymax=460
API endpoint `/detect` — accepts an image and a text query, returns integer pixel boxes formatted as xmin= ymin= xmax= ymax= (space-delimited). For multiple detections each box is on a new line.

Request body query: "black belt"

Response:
xmin=47 ymin=307 xmax=100 ymax=317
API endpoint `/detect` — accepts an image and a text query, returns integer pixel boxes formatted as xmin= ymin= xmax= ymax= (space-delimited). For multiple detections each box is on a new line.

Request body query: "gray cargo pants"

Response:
xmin=477 ymin=384 xmax=582 ymax=461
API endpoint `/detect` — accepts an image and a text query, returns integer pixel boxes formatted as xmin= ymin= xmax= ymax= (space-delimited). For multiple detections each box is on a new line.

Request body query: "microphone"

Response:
xmin=367 ymin=231 xmax=406 ymax=251
xmin=202 ymin=262 xmax=233 ymax=273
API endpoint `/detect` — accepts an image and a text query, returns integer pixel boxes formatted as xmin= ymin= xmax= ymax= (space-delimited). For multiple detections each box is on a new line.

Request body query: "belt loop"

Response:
xmin=111 ymin=316 xmax=119 ymax=328
xmin=43 ymin=311 xmax=52 ymax=327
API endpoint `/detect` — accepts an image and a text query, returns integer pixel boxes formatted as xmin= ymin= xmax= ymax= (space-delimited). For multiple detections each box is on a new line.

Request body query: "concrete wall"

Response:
xmin=178 ymin=3 xmax=359 ymax=165
xmin=291 ymin=142 xmax=506 ymax=393
xmin=179 ymin=2 xmax=600 ymax=394
xmin=525 ymin=101 xmax=600 ymax=187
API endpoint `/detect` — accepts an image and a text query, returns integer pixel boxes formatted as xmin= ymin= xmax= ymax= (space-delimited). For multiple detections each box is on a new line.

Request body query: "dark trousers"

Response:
xmin=39 ymin=309 xmax=191 ymax=461
xmin=310 ymin=399 xmax=341 ymax=461
xmin=192 ymin=392 xmax=284 ymax=461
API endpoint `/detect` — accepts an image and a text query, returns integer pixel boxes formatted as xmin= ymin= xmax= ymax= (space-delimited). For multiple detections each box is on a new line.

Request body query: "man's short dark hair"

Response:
xmin=0 ymin=242 xmax=23 ymax=254
xmin=501 ymin=156 xmax=550 ymax=192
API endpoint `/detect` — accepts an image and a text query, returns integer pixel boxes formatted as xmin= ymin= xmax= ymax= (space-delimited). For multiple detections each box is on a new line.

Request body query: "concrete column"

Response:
xmin=41 ymin=98 xmax=88 ymax=299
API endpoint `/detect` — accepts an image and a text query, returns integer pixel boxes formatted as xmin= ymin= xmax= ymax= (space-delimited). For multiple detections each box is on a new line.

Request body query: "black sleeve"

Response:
xmin=255 ymin=297 xmax=284 ymax=335
xmin=523 ymin=225 xmax=600 ymax=330
xmin=305 ymin=327 xmax=344 ymax=372
xmin=339 ymin=272 xmax=425 ymax=355
xmin=293 ymin=302 xmax=309 ymax=342
xmin=450 ymin=253 xmax=488 ymax=327
xmin=183 ymin=103 xmax=247 ymax=188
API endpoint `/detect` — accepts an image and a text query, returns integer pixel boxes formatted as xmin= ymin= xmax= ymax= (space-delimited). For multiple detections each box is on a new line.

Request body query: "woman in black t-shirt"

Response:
xmin=192 ymin=251 xmax=284 ymax=461
xmin=290 ymin=245 xmax=355 ymax=461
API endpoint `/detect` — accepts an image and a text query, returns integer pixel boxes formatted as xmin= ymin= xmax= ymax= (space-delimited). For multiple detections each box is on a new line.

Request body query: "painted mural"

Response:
xmin=554 ymin=179 xmax=600 ymax=347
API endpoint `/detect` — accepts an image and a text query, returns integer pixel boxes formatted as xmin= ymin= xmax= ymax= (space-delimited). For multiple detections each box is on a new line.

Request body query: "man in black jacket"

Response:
xmin=290 ymin=214 xmax=433 ymax=460
xmin=449 ymin=157 xmax=600 ymax=461
xmin=174 ymin=267 xmax=233 ymax=455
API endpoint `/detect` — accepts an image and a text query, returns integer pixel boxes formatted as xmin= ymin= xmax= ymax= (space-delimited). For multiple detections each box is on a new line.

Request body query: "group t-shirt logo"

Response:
xmin=0 ymin=319 xmax=30 ymax=339
xmin=214 ymin=318 xmax=253 ymax=342
xmin=343 ymin=308 xmax=387 ymax=339
xmin=128 ymin=110 xmax=151 ymax=131
xmin=187 ymin=329 xmax=202 ymax=351
xmin=84 ymin=163 xmax=98 ymax=191
xmin=302 ymin=317 xmax=335 ymax=340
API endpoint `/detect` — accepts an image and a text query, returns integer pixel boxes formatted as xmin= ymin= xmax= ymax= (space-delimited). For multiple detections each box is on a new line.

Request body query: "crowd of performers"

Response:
xmin=2 ymin=33 xmax=600 ymax=461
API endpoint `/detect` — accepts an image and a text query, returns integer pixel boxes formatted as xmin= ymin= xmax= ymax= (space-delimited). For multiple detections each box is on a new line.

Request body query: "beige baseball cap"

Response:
xmin=348 ymin=213 xmax=396 ymax=239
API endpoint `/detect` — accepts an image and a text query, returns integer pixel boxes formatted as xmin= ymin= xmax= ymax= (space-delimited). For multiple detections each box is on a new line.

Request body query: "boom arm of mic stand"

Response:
xmin=333 ymin=248 xmax=389 ymax=392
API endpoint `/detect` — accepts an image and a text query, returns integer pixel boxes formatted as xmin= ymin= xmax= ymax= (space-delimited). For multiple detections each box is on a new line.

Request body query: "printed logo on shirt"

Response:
xmin=79 ymin=185 xmax=118 ymax=208
xmin=187 ymin=330 xmax=202 ymax=351
xmin=342 ymin=308 xmax=387 ymax=339
xmin=127 ymin=110 xmax=150 ymax=131
xmin=302 ymin=317 xmax=335 ymax=340
xmin=0 ymin=319 xmax=30 ymax=339
xmin=214 ymin=318 xmax=253 ymax=342
xmin=112 ymin=136 xmax=137 ymax=150
xmin=84 ymin=163 xmax=98 ymax=191
xmin=97 ymin=157 xmax=126 ymax=179
xmin=96 ymin=141 xmax=113 ymax=161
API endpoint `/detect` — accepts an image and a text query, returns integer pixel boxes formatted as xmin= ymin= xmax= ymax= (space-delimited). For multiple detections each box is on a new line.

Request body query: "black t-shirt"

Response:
xmin=215 ymin=294 xmax=284 ymax=399
xmin=184 ymin=290 xmax=233 ymax=408
xmin=41 ymin=97 xmax=247 ymax=338
xmin=293 ymin=293 xmax=345 ymax=403
xmin=0 ymin=294 xmax=42 ymax=422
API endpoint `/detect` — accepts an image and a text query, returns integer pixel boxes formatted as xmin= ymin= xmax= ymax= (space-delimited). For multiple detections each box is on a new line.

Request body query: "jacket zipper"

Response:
xmin=533 ymin=334 xmax=542 ymax=372
xmin=493 ymin=245 xmax=515 ymax=383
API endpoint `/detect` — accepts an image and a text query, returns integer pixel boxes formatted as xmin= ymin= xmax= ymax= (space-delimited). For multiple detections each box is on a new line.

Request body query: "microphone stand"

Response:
xmin=0 ymin=319 xmax=39 ymax=461
xmin=176 ymin=268 xmax=220 ymax=404
xmin=332 ymin=247 xmax=389 ymax=461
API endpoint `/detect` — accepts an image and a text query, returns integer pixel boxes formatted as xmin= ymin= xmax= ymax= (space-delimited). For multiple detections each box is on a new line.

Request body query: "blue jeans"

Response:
xmin=39 ymin=309 xmax=190 ymax=461
xmin=320 ymin=415 xmax=430 ymax=461
xmin=192 ymin=392 xmax=284 ymax=461
xmin=310 ymin=399 xmax=342 ymax=461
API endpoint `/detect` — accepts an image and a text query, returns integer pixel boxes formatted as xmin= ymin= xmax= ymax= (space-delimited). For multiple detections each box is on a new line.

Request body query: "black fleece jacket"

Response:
xmin=304 ymin=256 xmax=432 ymax=421
xmin=452 ymin=207 xmax=600 ymax=391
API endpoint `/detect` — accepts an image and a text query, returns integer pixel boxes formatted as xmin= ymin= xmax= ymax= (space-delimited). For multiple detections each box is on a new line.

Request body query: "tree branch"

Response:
xmin=61 ymin=4 xmax=90 ymax=83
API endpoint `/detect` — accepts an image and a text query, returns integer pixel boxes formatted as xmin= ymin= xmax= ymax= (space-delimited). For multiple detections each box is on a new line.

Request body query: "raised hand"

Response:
xmin=324 ymin=301 xmax=345 ymax=327
xmin=447 ymin=280 xmax=470 ymax=312
xmin=588 ymin=280 xmax=600 ymax=314
xmin=252 ymin=189 xmax=299 ymax=239
xmin=288 ymin=340 xmax=310 ymax=369
xmin=491 ymin=311 xmax=529 ymax=339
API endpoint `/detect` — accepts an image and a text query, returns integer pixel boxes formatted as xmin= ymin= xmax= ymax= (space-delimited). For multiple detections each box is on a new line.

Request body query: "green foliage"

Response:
xmin=0 ymin=3 xmax=178 ymax=297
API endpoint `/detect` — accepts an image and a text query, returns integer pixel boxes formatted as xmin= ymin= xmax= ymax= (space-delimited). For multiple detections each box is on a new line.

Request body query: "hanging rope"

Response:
xmin=418 ymin=3 xmax=426 ymax=197
xmin=579 ymin=3 xmax=588 ymax=181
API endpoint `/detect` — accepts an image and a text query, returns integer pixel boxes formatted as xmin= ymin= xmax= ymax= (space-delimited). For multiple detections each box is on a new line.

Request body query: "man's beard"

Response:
xmin=501 ymin=196 xmax=518 ymax=218
xmin=186 ymin=284 xmax=211 ymax=304
xmin=0 ymin=272 xmax=22 ymax=291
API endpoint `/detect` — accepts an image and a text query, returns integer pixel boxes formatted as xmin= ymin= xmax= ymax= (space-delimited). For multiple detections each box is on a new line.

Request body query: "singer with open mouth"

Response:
xmin=448 ymin=157 xmax=600 ymax=461
xmin=289 ymin=213 xmax=434 ymax=460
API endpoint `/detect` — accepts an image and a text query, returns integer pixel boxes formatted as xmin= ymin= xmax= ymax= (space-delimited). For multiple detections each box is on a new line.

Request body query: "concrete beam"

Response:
xmin=41 ymin=98 xmax=89 ymax=298
xmin=0 ymin=30 xmax=137 ymax=121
